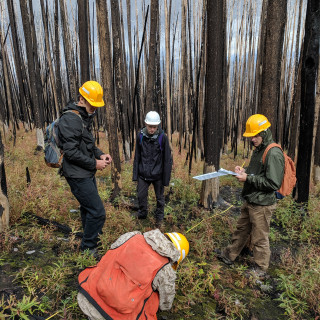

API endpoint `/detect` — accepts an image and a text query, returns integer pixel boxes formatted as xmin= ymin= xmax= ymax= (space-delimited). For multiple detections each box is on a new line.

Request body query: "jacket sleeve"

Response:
xmin=246 ymin=147 xmax=285 ymax=191
xmin=162 ymin=134 xmax=172 ymax=186
xmin=58 ymin=113 xmax=96 ymax=170
xmin=132 ymin=133 xmax=141 ymax=181
xmin=93 ymin=145 xmax=104 ymax=160
xmin=152 ymin=265 xmax=176 ymax=311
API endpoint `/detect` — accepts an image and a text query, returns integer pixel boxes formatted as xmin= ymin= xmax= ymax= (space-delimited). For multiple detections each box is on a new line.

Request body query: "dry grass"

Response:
xmin=1 ymin=127 xmax=320 ymax=319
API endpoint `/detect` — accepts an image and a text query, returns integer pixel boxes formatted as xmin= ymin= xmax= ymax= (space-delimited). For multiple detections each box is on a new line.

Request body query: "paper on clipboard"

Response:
xmin=193 ymin=168 xmax=238 ymax=181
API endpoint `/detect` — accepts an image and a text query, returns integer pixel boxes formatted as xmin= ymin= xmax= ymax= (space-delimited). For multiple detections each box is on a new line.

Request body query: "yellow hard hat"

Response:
xmin=243 ymin=114 xmax=271 ymax=137
xmin=165 ymin=232 xmax=189 ymax=270
xmin=79 ymin=81 xmax=105 ymax=107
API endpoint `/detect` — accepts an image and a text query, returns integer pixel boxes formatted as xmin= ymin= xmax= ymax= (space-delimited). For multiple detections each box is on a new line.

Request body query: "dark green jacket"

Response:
xmin=242 ymin=129 xmax=285 ymax=205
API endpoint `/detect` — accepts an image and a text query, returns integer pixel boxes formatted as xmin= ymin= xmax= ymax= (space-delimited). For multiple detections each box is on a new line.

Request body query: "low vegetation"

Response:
xmin=1 ymin=128 xmax=320 ymax=319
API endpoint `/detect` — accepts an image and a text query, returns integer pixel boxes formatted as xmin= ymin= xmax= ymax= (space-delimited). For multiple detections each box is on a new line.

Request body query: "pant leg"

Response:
xmin=249 ymin=203 xmax=276 ymax=271
xmin=80 ymin=207 xmax=86 ymax=229
xmin=66 ymin=177 xmax=106 ymax=250
xmin=152 ymin=180 xmax=165 ymax=221
xmin=137 ymin=177 xmax=151 ymax=218
xmin=225 ymin=202 xmax=252 ymax=261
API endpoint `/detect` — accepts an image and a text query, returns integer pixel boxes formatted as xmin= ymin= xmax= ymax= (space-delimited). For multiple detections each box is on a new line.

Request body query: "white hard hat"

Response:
xmin=145 ymin=111 xmax=161 ymax=125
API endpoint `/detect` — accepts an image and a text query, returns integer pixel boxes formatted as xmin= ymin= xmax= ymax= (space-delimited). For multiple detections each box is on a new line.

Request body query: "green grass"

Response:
xmin=1 ymin=129 xmax=320 ymax=319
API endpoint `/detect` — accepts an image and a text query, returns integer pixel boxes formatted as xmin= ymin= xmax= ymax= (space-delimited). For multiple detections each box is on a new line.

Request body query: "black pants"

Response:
xmin=66 ymin=177 xmax=106 ymax=250
xmin=137 ymin=177 xmax=165 ymax=221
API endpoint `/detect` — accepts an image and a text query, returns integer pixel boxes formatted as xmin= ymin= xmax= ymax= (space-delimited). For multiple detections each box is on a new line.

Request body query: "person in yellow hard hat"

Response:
xmin=77 ymin=229 xmax=189 ymax=320
xmin=215 ymin=114 xmax=285 ymax=278
xmin=58 ymin=81 xmax=112 ymax=254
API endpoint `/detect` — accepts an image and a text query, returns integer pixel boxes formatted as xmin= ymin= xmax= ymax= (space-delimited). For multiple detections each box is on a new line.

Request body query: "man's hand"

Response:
xmin=235 ymin=166 xmax=245 ymax=174
xmin=235 ymin=171 xmax=247 ymax=182
xmin=96 ymin=159 xmax=109 ymax=170
xmin=100 ymin=154 xmax=112 ymax=164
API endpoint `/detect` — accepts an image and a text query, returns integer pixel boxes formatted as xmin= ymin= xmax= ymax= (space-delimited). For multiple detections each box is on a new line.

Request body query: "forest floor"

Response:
xmin=0 ymin=128 xmax=320 ymax=319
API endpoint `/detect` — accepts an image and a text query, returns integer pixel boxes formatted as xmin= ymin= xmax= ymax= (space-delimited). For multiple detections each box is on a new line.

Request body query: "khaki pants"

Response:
xmin=225 ymin=202 xmax=276 ymax=271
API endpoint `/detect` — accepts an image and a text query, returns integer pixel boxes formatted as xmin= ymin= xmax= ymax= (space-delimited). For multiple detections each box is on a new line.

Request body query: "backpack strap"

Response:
xmin=63 ymin=110 xmax=82 ymax=119
xmin=262 ymin=143 xmax=282 ymax=164
xmin=139 ymin=131 xmax=164 ymax=151
xmin=62 ymin=110 xmax=85 ymax=133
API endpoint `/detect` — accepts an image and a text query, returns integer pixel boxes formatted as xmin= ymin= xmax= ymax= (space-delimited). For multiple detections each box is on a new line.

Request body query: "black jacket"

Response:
xmin=133 ymin=127 xmax=172 ymax=186
xmin=58 ymin=102 xmax=104 ymax=178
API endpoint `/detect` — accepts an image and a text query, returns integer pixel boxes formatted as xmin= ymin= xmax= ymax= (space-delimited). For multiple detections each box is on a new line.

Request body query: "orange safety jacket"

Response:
xmin=78 ymin=234 xmax=170 ymax=320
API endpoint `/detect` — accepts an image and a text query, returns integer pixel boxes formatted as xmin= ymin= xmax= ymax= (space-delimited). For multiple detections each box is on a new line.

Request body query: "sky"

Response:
xmin=0 ymin=0 xmax=306 ymax=84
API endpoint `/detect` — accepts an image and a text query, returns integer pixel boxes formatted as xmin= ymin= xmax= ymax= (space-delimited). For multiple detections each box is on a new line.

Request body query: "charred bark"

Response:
xmin=200 ymin=0 xmax=225 ymax=208
xmin=0 ymin=131 xmax=9 ymax=232
xmin=111 ymin=0 xmax=130 ymax=161
xmin=296 ymin=0 xmax=320 ymax=203
xmin=78 ymin=0 xmax=90 ymax=83
xmin=59 ymin=0 xmax=77 ymax=100
xmin=54 ymin=0 xmax=64 ymax=110
xmin=40 ymin=0 xmax=59 ymax=119
xmin=19 ymin=0 xmax=44 ymax=148
xmin=7 ymin=0 xmax=29 ymax=128
xmin=258 ymin=0 xmax=287 ymax=140
xmin=145 ymin=0 xmax=159 ymax=112
xmin=96 ymin=0 xmax=122 ymax=199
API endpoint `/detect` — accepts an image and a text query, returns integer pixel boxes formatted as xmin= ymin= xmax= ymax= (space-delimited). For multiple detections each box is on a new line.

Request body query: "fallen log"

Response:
xmin=22 ymin=212 xmax=83 ymax=238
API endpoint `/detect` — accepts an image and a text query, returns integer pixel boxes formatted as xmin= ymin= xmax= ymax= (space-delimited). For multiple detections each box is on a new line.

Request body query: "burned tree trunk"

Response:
xmin=126 ymin=0 xmax=135 ymax=143
xmin=312 ymin=65 xmax=320 ymax=183
xmin=0 ymin=131 xmax=9 ymax=232
xmin=200 ymin=0 xmax=225 ymax=209
xmin=7 ymin=0 xmax=30 ymax=129
xmin=96 ymin=0 xmax=122 ymax=199
xmin=133 ymin=6 xmax=149 ymax=135
xmin=296 ymin=0 xmax=320 ymax=202
xmin=40 ymin=0 xmax=59 ymax=118
xmin=164 ymin=0 xmax=172 ymax=144
xmin=178 ymin=0 xmax=187 ymax=153
xmin=0 ymin=27 xmax=14 ymax=128
xmin=110 ymin=0 xmax=130 ymax=161
xmin=257 ymin=0 xmax=287 ymax=140
xmin=59 ymin=0 xmax=77 ymax=100
xmin=78 ymin=0 xmax=90 ymax=83
xmin=54 ymin=0 xmax=64 ymax=110
xmin=198 ymin=0 xmax=207 ymax=161
xmin=19 ymin=0 xmax=44 ymax=149
xmin=145 ymin=0 xmax=159 ymax=112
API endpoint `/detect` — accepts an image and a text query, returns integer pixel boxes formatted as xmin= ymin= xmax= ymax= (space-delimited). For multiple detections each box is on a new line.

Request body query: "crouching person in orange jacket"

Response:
xmin=77 ymin=229 xmax=189 ymax=320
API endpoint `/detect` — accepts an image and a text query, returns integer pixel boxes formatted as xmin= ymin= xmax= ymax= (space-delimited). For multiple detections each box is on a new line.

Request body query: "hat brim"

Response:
xmin=84 ymin=97 xmax=105 ymax=107
xmin=145 ymin=121 xmax=161 ymax=125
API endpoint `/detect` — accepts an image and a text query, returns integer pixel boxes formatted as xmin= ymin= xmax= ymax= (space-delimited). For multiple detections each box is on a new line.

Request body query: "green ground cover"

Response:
xmin=0 ymin=129 xmax=319 ymax=319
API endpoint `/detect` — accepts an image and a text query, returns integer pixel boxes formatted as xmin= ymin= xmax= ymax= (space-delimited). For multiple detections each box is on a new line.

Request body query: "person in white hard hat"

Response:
xmin=133 ymin=111 xmax=172 ymax=228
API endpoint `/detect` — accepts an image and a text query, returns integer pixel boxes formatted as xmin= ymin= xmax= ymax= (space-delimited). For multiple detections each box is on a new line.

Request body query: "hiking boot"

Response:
xmin=131 ymin=212 xmax=147 ymax=219
xmin=247 ymin=266 xmax=267 ymax=279
xmin=214 ymin=248 xmax=234 ymax=265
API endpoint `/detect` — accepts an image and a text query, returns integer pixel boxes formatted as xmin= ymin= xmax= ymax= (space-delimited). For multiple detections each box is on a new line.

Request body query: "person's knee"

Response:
xmin=252 ymin=237 xmax=269 ymax=250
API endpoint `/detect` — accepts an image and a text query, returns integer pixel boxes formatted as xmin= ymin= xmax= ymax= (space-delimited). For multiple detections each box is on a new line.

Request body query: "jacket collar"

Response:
xmin=63 ymin=101 xmax=94 ymax=119
xmin=141 ymin=127 xmax=162 ymax=140
xmin=255 ymin=128 xmax=273 ymax=151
